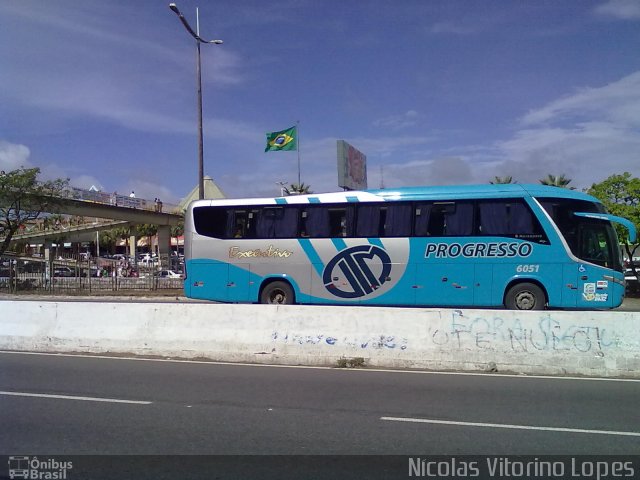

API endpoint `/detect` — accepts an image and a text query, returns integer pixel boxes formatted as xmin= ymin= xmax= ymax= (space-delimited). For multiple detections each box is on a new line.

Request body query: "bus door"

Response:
xmin=574 ymin=224 xmax=615 ymax=309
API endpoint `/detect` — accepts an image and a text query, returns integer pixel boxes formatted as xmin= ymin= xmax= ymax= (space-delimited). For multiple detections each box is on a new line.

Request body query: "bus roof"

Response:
xmin=190 ymin=184 xmax=599 ymax=208
xmin=367 ymin=184 xmax=597 ymax=202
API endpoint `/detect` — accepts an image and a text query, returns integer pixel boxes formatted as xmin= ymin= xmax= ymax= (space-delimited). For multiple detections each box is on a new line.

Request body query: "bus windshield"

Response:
xmin=537 ymin=198 xmax=623 ymax=272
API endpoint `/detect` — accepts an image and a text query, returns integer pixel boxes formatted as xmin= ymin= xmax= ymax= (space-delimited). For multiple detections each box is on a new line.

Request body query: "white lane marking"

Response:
xmin=1 ymin=350 xmax=639 ymax=383
xmin=380 ymin=416 xmax=640 ymax=437
xmin=0 ymin=391 xmax=151 ymax=405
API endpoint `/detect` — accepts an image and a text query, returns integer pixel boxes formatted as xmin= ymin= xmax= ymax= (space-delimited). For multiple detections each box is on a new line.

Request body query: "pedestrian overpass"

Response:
xmin=7 ymin=189 xmax=183 ymax=265
xmin=4 ymin=178 xmax=227 ymax=265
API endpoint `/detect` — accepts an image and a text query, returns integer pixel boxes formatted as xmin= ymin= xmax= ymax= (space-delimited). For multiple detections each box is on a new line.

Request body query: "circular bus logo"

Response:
xmin=323 ymin=245 xmax=392 ymax=299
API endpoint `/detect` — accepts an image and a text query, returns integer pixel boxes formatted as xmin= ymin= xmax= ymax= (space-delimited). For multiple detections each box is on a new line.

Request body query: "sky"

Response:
xmin=2 ymin=0 xmax=640 ymax=203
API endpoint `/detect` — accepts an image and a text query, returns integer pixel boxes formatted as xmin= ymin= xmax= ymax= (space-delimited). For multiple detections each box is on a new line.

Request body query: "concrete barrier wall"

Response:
xmin=1 ymin=300 xmax=639 ymax=377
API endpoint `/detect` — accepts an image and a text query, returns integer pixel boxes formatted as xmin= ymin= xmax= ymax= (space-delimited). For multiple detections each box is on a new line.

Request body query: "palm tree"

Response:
xmin=284 ymin=183 xmax=312 ymax=195
xmin=137 ymin=224 xmax=158 ymax=255
xmin=99 ymin=229 xmax=119 ymax=255
xmin=489 ymin=176 xmax=516 ymax=184
xmin=539 ymin=174 xmax=574 ymax=189
xmin=112 ymin=226 xmax=131 ymax=255
xmin=171 ymin=222 xmax=184 ymax=255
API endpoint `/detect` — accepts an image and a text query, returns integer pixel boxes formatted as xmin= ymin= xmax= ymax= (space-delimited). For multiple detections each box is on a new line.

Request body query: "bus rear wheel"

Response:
xmin=505 ymin=283 xmax=545 ymax=310
xmin=260 ymin=281 xmax=295 ymax=305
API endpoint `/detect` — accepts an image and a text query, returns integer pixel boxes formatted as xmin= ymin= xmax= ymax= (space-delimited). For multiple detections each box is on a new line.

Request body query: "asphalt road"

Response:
xmin=1 ymin=351 xmax=639 ymax=456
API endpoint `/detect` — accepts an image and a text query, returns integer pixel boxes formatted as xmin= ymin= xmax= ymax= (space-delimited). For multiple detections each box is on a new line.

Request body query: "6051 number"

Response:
xmin=516 ymin=264 xmax=540 ymax=273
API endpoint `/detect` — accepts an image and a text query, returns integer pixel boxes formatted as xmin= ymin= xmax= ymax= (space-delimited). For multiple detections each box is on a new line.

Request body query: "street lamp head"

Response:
xmin=168 ymin=3 xmax=180 ymax=15
xmin=210 ymin=40 xmax=223 ymax=44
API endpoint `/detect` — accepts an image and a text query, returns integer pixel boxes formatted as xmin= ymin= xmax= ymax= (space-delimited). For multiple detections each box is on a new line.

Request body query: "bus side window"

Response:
xmin=328 ymin=206 xmax=354 ymax=237
xmin=443 ymin=202 xmax=474 ymax=236
xmin=415 ymin=203 xmax=433 ymax=236
xmin=301 ymin=207 xmax=330 ymax=237
xmin=230 ymin=210 xmax=249 ymax=239
xmin=329 ymin=208 xmax=345 ymax=237
xmin=428 ymin=203 xmax=457 ymax=236
xmin=245 ymin=210 xmax=258 ymax=239
xmin=357 ymin=205 xmax=383 ymax=237
xmin=257 ymin=206 xmax=299 ymax=238
xmin=193 ymin=206 xmax=228 ymax=238
xmin=384 ymin=203 xmax=412 ymax=237
xmin=420 ymin=202 xmax=474 ymax=236
xmin=478 ymin=199 xmax=545 ymax=241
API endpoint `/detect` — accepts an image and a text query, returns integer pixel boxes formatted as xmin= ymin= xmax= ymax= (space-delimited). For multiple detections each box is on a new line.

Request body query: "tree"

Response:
xmin=113 ymin=226 xmax=131 ymax=250
xmin=0 ymin=167 xmax=69 ymax=256
xmin=137 ymin=224 xmax=158 ymax=254
xmin=539 ymin=174 xmax=574 ymax=189
xmin=588 ymin=172 xmax=640 ymax=280
xmin=171 ymin=221 xmax=184 ymax=255
xmin=99 ymin=228 xmax=120 ymax=255
xmin=489 ymin=176 xmax=516 ymax=184
xmin=284 ymin=183 xmax=312 ymax=195
xmin=171 ymin=222 xmax=184 ymax=239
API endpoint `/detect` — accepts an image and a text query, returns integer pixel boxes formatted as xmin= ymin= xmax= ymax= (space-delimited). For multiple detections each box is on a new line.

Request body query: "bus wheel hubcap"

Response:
xmin=516 ymin=292 xmax=534 ymax=309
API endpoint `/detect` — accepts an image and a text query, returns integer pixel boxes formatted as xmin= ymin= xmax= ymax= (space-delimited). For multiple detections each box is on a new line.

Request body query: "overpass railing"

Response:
xmin=62 ymin=187 xmax=182 ymax=214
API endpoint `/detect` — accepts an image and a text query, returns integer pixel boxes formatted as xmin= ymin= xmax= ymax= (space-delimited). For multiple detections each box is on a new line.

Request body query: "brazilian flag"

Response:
xmin=265 ymin=126 xmax=297 ymax=152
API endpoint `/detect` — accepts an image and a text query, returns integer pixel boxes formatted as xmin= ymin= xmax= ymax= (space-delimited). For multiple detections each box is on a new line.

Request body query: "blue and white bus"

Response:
xmin=183 ymin=184 xmax=636 ymax=310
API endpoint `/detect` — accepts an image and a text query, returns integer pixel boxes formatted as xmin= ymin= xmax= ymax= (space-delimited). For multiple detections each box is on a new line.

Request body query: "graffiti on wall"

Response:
xmin=271 ymin=331 xmax=408 ymax=350
xmin=432 ymin=310 xmax=619 ymax=354
xmin=271 ymin=311 xmax=621 ymax=355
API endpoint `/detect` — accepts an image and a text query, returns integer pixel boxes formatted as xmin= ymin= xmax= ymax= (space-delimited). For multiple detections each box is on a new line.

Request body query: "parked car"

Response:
xmin=154 ymin=270 xmax=183 ymax=279
xmin=624 ymin=256 xmax=640 ymax=282
xmin=138 ymin=254 xmax=158 ymax=266
xmin=53 ymin=267 xmax=75 ymax=277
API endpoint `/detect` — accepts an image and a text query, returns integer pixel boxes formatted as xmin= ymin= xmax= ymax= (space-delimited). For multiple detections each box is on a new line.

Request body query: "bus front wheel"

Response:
xmin=505 ymin=283 xmax=545 ymax=310
xmin=260 ymin=281 xmax=295 ymax=305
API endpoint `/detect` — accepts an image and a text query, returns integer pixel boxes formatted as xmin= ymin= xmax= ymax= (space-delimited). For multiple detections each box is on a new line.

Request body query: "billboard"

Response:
xmin=337 ymin=140 xmax=367 ymax=191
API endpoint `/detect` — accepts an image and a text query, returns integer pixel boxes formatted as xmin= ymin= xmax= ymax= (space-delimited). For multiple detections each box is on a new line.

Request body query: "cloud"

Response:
xmin=594 ymin=0 xmax=640 ymax=19
xmin=521 ymin=72 xmax=640 ymax=127
xmin=372 ymin=110 xmax=421 ymax=130
xmin=0 ymin=141 xmax=31 ymax=171
xmin=366 ymin=157 xmax=474 ymax=189
xmin=361 ymin=70 xmax=640 ymax=191
xmin=2 ymin=1 xmax=244 ymax=140
xmin=454 ymin=72 xmax=640 ymax=189
xmin=488 ymin=121 xmax=640 ymax=187
xmin=0 ymin=141 xmax=116 ymax=198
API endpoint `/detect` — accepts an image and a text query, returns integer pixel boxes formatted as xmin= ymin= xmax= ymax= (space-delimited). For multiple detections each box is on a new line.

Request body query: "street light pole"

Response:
xmin=169 ymin=3 xmax=223 ymax=200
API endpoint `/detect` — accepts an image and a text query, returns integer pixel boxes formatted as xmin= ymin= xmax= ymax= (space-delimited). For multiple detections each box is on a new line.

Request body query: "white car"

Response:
xmin=155 ymin=270 xmax=182 ymax=279
xmin=624 ymin=256 xmax=639 ymax=282
xmin=139 ymin=254 xmax=158 ymax=266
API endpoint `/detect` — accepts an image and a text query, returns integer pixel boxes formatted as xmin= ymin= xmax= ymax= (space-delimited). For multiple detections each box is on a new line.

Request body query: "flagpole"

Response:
xmin=296 ymin=120 xmax=301 ymax=187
